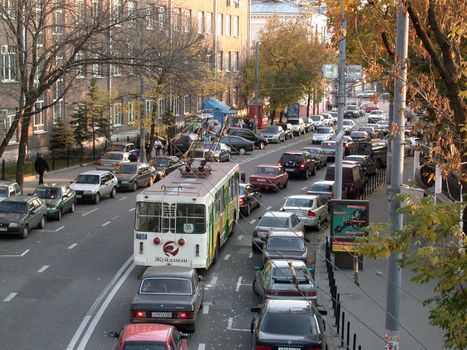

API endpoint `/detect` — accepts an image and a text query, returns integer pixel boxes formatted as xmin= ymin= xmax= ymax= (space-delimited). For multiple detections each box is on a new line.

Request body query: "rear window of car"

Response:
xmin=259 ymin=216 xmax=289 ymax=228
xmin=310 ymin=183 xmax=333 ymax=192
xmin=122 ymin=343 xmax=166 ymax=350
xmin=139 ymin=278 xmax=192 ymax=295
xmin=288 ymin=119 xmax=299 ymax=125
xmin=346 ymin=105 xmax=357 ymax=110
xmin=321 ymin=142 xmax=335 ymax=149
xmin=343 ymin=120 xmax=353 ymax=125
xmin=0 ymin=201 xmax=28 ymax=214
xmin=256 ymin=167 xmax=276 ymax=176
xmin=304 ymin=148 xmax=319 ymax=155
xmin=351 ymin=131 xmax=367 ymax=138
xmin=102 ymin=153 xmax=123 ymax=160
xmin=116 ymin=165 xmax=138 ymax=174
xmin=280 ymin=154 xmax=303 ymax=162
xmin=0 ymin=187 xmax=7 ymax=197
xmin=316 ymin=127 xmax=332 ymax=134
xmin=261 ymin=312 xmax=319 ymax=336
xmin=154 ymin=159 xmax=168 ymax=167
xmin=108 ymin=144 xmax=126 ymax=151
xmin=311 ymin=116 xmax=322 ymax=121
xmin=272 ymin=267 xmax=308 ymax=281
xmin=36 ymin=187 xmax=61 ymax=199
xmin=284 ymin=198 xmax=314 ymax=207
xmin=267 ymin=237 xmax=305 ymax=251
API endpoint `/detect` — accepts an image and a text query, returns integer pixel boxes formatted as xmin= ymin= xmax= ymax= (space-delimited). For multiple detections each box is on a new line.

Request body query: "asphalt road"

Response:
xmin=0 ymin=110 xmax=378 ymax=350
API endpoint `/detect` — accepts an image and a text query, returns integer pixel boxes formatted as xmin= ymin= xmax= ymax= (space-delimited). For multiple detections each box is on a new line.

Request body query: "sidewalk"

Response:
xmin=316 ymin=185 xmax=445 ymax=349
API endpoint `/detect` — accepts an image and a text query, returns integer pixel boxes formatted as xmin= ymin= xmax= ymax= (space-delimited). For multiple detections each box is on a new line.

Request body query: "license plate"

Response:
xmin=278 ymin=348 xmax=299 ymax=350
xmin=0 ymin=227 xmax=7 ymax=231
xmin=152 ymin=312 xmax=172 ymax=318
xmin=76 ymin=194 xmax=82 ymax=198
xmin=285 ymin=168 xmax=294 ymax=172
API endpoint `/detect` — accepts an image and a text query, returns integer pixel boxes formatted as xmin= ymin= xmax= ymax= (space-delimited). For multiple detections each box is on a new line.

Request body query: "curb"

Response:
xmin=23 ymin=161 xmax=95 ymax=182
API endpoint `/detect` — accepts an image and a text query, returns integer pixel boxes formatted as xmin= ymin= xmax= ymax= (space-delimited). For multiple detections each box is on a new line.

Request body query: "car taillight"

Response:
xmin=256 ymin=346 xmax=273 ymax=350
xmin=175 ymin=311 xmax=194 ymax=319
xmin=131 ymin=310 xmax=146 ymax=318
xmin=239 ymin=197 xmax=246 ymax=206
xmin=299 ymin=163 xmax=306 ymax=169
xmin=308 ymin=210 xmax=316 ymax=217
xmin=277 ymin=161 xmax=282 ymax=166
xmin=328 ymin=193 xmax=334 ymax=200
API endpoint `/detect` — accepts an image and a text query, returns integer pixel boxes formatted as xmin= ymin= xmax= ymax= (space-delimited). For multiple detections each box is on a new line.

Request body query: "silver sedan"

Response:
xmin=280 ymin=195 xmax=328 ymax=230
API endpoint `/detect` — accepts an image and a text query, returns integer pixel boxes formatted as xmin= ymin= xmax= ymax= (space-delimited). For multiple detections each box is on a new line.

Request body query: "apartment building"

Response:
xmin=0 ymin=0 xmax=249 ymax=160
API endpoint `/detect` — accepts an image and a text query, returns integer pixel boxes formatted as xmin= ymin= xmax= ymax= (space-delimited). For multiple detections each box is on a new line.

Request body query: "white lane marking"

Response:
xmin=202 ymin=304 xmax=209 ymax=314
xmin=301 ymin=186 xmax=308 ymax=190
xmin=249 ymin=252 xmax=253 ymax=258
xmin=37 ymin=265 xmax=49 ymax=273
xmin=118 ymin=196 xmax=127 ymax=201
xmin=226 ymin=317 xmax=250 ymax=332
xmin=128 ymin=208 xmax=135 ymax=212
xmin=20 ymin=249 xmax=29 ymax=256
xmin=3 ymin=292 xmax=17 ymax=302
xmin=82 ymin=208 xmax=98 ymax=217
xmin=111 ymin=216 xmax=119 ymax=220
xmin=223 ymin=254 xmax=231 ymax=261
xmin=266 ymin=206 xmax=272 ymax=210
xmin=235 ymin=276 xmax=243 ymax=292
xmin=56 ymin=225 xmax=65 ymax=232
xmin=210 ymin=276 xmax=218 ymax=284
xmin=101 ymin=221 xmax=111 ymax=227
xmin=249 ymin=219 xmax=256 ymax=224
xmin=198 ymin=344 xmax=206 ymax=350
xmin=0 ymin=249 xmax=30 ymax=258
xmin=67 ymin=256 xmax=134 ymax=350
xmin=67 ymin=243 xmax=78 ymax=250
xmin=227 ymin=317 xmax=233 ymax=328
xmin=237 ymin=235 xmax=243 ymax=240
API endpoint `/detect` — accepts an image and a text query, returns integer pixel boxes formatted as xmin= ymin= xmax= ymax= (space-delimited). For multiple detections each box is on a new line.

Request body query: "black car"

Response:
xmin=303 ymin=147 xmax=327 ymax=169
xmin=278 ymin=151 xmax=316 ymax=179
xmin=150 ymin=156 xmax=183 ymax=179
xmin=0 ymin=196 xmax=47 ymax=239
xmin=220 ymin=135 xmax=254 ymax=155
xmin=226 ymin=127 xmax=267 ymax=149
xmin=171 ymin=134 xmax=197 ymax=155
xmin=115 ymin=162 xmax=156 ymax=191
xmin=251 ymin=299 xmax=327 ymax=349
xmin=344 ymin=155 xmax=377 ymax=176
xmin=239 ymin=183 xmax=261 ymax=217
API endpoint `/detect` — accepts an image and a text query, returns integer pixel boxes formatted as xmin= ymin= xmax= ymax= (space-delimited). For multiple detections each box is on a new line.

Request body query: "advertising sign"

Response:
xmin=330 ymin=199 xmax=369 ymax=253
xmin=322 ymin=64 xmax=338 ymax=79
xmin=346 ymin=65 xmax=362 ymax=81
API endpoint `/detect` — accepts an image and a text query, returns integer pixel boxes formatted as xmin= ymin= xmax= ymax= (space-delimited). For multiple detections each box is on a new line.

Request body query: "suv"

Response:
xmin=227 ymin=127 xmax=268 ymax=149
xmin=287 ymin=117 xmax=306 ymax=136
xmin=349 ymin=140 xmax=387 ymax=168
xmin=324 ymin=163 xmax=366 ymax=199
xmin=0 ymin=181 xmax=21 ymax=202
xmin=278 ymin=151 xmax=316 ymax=179
xmin=70 ymin=170 xmax=118 ymax=204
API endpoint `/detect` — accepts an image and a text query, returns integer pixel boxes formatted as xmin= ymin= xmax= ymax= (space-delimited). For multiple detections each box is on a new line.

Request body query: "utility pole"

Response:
xmin=385 ymin=2 xmax=408 ymax=348
xmin=254 ymin=40 xmax=259 ymax=134
xmin=333 ymin=0 xmax=346 ymax=200
xmin=139 ymin=28 xmax=146 ymax=162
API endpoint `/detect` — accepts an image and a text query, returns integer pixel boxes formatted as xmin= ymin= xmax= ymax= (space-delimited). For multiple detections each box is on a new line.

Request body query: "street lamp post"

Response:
xmin=254 ymin=41 xmax=259 ymax=134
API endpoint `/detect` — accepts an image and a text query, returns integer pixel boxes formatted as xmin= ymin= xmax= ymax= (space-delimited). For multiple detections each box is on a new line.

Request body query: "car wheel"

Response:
xmin=110 ymin=187 xmax=116 ymax=198
xmin=69 ymin=203 xmax=75 ymax=213
xmin=38 ymin=215 xmax=46 ymax=229
xmin=132 ymin=182 xmax=138 ymax=192
xmin=94 ymin=192 xmax=100 ymax=204
xmin=56 ymin=210 xmax=62 ymax=221
xmin=227 ymin=153 xmax=231 ymax=162
xmin=239 ymin=148 xmax=246 ymax=155
xmin=259 ymin=142 xmax=265 ymax=150
xmin=20 ymin=225 xmax=29 ymax=239
xmin=252 ymin=278 xmax=260 ymax=296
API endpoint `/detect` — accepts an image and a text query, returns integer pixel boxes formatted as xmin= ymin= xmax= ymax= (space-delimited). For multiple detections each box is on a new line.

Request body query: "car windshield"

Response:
xmin=347 ymin=105 xmax=357 ymax=110
xmin=76 ymin=175 xmax=99 ymax=184
xmin=256 ymin=167 xmax=276 ymax=176
xmin=36 ymin=187 xmax=61 ymax=199
xmin=116 ymin=165 xmax=137 ymax=174
xmin=108 ymin=144 xmax=126 ymax=151
xmin=310 ymin=183 xmax=333 ymax=192
xmin=311 ymin=116 xmax=321 ymax=121
xmin=102 ymin=153 xmax=123 ymax=160
xmin=259 ymin=216 xmax=289 ymax=228
xmin=285 ymin=198 xmax=314 ymax=208
xmin=122 ymin=342 xmax=166 ymax=350
xmin=139 ymin=278 xmax=192 ymax=295
xmin=288 ymin=119 xmax=299 ymax=125
xmin=345 ymin=157 xmax=364 ymax=164
xmin=261 ymin=311 xmax=319 ymax=336
xmin=272 ymin=267 xmax=308 ymax=281
xmin=343 ymin=120 xmax=353 ymax=125
xmin=370 ymin=110 xmax=383 ymax=115
xmin=0 ymin=201 xmax=27 ymax=214
xmin=280 ymin=154 xmax=303 ymax=162
xmin=0 ymin=188 xmax=8 ymax=197
xmin=267 ymin=237 xmax=305 ymax=251
xmin=303 ymin=148 xmax=319 ymax=155
xmin=351 ymin=132 xmax=367 ymax=138
xmin=154 ymin=159 xmax=168 ymax=167
xmin=316 ymin=127 xmax=332 ymax=134
xmin=265 ymin=126 xmax=278 ymax=133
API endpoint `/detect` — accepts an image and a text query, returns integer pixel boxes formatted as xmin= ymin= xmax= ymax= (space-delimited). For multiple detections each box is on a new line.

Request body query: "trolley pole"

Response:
xmin=139 ymin=31 xmax=146 ymax=162
xmin=254 ymin=41 xmax=259 ymax=133
xmin=385 ymin=2 xmax=409 ymax=348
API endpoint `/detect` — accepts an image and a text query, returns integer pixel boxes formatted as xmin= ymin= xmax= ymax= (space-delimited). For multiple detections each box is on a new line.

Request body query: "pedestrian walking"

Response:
xmin=34 ymin=153 xmax=49 ymax=185
xmin=154 ymin=139 xmax=163 ymax=156
xmin=128 ymin=152 xmax=138 ymax=162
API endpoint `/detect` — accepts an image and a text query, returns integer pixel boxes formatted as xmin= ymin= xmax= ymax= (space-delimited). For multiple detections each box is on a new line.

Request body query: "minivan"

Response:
xmin=324 ymin=163 xmax=366 ymax=199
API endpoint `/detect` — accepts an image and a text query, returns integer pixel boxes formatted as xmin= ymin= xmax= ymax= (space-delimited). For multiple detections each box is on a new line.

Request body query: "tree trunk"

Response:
xmin=306 ymin=92 xmax=311 ymax=118
xmin=16 ymin=106 xmax=34 ymax=190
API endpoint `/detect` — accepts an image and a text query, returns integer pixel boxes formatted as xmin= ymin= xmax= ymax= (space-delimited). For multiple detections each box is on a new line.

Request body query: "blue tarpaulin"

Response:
xmin=202 ymin=98 xmax=235 ymax=125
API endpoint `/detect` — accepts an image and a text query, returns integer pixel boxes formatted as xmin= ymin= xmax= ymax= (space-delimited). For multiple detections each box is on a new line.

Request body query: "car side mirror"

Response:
xmin=318 ymin=309 xmax=328 ymax=316
xmin=304 ymin=238 xmax=310 ymax=243
xmin=107 ymin=331 xmax=119 ymax=338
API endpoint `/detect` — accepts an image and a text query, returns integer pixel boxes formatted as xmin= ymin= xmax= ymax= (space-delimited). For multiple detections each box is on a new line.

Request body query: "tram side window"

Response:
xmin=135 ymin=202 xmax=162 ymax=232
xmin=176 ymin=203 xmax=205 ymax=234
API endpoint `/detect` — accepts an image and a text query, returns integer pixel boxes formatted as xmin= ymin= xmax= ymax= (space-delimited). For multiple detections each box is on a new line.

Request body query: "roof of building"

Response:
xmin=252 ymin=0 xmax=303 ymax=15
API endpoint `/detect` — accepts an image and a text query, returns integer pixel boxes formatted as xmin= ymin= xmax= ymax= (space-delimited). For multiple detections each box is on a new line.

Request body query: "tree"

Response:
xmin=359 ymin=196 xmax=466 ymax=349
xmin=49 ymin=118 xmax=75 ymax=153
xmin=70 ymin=106 xmax=90 ymax=164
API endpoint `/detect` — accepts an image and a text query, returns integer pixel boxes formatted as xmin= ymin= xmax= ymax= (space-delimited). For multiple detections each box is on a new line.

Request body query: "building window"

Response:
xmin=183 ymin=95 xmax=190 ymax=115
xmin=112 ymin=0 xmax=122 ymax=26
xmin=197 ymin=11 xmax=203 ymax=33
xmin=233 ymin=16 xmax=239 ymax=37
xmin=76 ymin=0 xmax=85 ymax=23
xmin=128 ymin=100 xmax=136 ymax=123
xmin=158 ymin=6 xmax=166 ymax=30
xmin=216 ymin=13 xmax=223 ymax=35
xmin=225 ymin=15 xmax=231 ymax=36
xmin=111 ymin=64 xmax=121 ymax=76
xmin=216 ymin=51 xmax=223 ymax=72
xmin=225 ymin=52 xmax=231 ymax=72
xmin=173 ymin=8 xmax=181 ymax=31
xmin=234 ymin=51 xmax=239 ymax=72
xmin=128 ymin=1 xmax=136 ymax=28
xmin=52 ymin=99 xmax=63 ymax=123
xmin=1 ymin=110 xmax=18 ymax=143
xmin=52 ymin=9 xmax=64 ymax=36
xmin=34 ymin=100 xmax=45 ymax=132
xmin=1 ymin=45 xmax=17 ymax=81
xmin=173 ymin=97 xmax=180 ymax=116
xmin=145 ymin=99 xmax=153 ymax=114
xmin=146 ymin=4 xmax=155 ymax=30
xmin=113 ymin=103 xmax=123 ymax=126
xmin=92 ymin=55 xmax=102 ymax=77
xmin=205 ymin=12 xmax=212 ymax=34
xmin=1 ymin=0 xmax=14 ymax=18
xmin=184 ymin=9 xmax=191 ymax=32
xmin=91 ymin=0 xmax=100 ymax=22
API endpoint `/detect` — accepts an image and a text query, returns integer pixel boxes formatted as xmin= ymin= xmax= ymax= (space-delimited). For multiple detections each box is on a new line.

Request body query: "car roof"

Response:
xmin=345 ymin=155 xmax=367 ymax=160
xmin=263 ymin=211 xmax=294 ymax=218
xmin=281 ymin=151 xmax=304 ymax=155
xmin=122 ymin=323 xmax=172 ymax=342
xmin=79 ymin=170 xmax=110 ymax=176
xmin=37 ymin=183 xmax=67 ymax=189
xmin=143 ymin=265 xmax=195 ymax=279
xmin=103 ymin=151 xmax=129 ymax=155
xmin=311 ymin=180 xmax=334 ymax=186
xmin=0 ymin=181 xmax=18 ymax=186
xmin=2 ymin=195 xmax=34 ymax=202
xmin=267 ymin=259 xmax=307 ymax=269
xmin=265 ymin=299 xmax=316 ymax=313
xmin=257 ymin=164 xmax=281 ymax=168
xmin=269 ymin=231 xmax=304 ymax=238
xmin=111 ymin=141 xmax=134 ymax=145
xmin=286 ymin=194 xmax=319 ymax=200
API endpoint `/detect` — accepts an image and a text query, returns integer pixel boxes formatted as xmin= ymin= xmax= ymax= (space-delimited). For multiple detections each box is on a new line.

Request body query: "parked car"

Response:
xmin=109 ymin=323 xmax=188 ymax=350
xmin=263 ymin=231 xmax=309 ymax=266
xmin=287 ymin=117 xmax=306 ymax=136
xmin=307 ymin=180 xmax=335 ymax=204
xmin=325 ymin=163 xmax=366 ymax=199
xmin=239 ymin=183 xmax=262 ymax=217
xmin=349 ymin=140 xmax=388 ymax=168
xmin=278 ymin=151 xmax=316 ymax=179
xmin=108 ymin=141 xmax=136 ymax=153
xmin=357 ymin=89 xmax=377 ymax=98
xmin=252 ymin=211 xmax=304 ymax=252
xmin=33 ymin=184 xmax=76 ymax=220
xmin=0 ymin=196 xmax=47 ymax=238
xmin=0 ymin=181 xmax=21 ymax=202
xmin=350 ymin=130 xmax=370 ymax=142
xmin=204 ymin=142 xmax=231 ymax=162
xmin=280 ymin=194 xmax=328 ymax=230
xmin=302 ymin=147 xmax=327 ymax=169
xmin=262 ymin=125 xmax=286 ymax=143
xmin=130 ymin=266 xmax=204 ymax=332
xmin=310 ymin=115 xmax=325 ymax=128
xmin=279 ymin=123 xmax=294 ymax=140
xmin=250 ymin=300 xmax=327 ymax=350
xmin=320 ymin=113 xmax=335 ymax=126
xmin=252 ymin=260 xmax=317 ymax=303
xmin=302 ymin=116 xmax=314 ymax=133
xmin=150 ymin=156 xmax=183 ymax=179
xmin=344 ymin=155 xmax=377 ymax=176
xmin=249 ymin=165 xmax=288 ymax=191
xmin=343 ymin=119 xmax=356 ymax=134
xmin=344 ymin=104 xmax=361 ymax=119
xmin=70 ymin=170 xmax=118 ymax=204
xmin=312 ymin=126 xmax=335 ymax=144
xmin=171 ymin=134 xmax=197 ymax=155
xmin=227 ymin=127 xmax=267 ymax=149
xmin=96 ymin=151 xmax=131 ymax=171
xmin=189 ymin=148 xmax=221 ymax=162
xmin=115 ymin=162 xmax=156 ymax=191
xmin=367 ymin=109 xmax=386 ymax=123
xmin=219 ymin=135 xmax=255 ymax=155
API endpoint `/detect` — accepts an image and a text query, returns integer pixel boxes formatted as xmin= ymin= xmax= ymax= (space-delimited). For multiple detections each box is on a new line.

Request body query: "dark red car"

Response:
xmin=110 ymin=323 xmax=188 ymax=350
xmin=365 ymin=105 xmax=379 ymax=113
xmin=249 ymin=165 xmax=288 ymax=191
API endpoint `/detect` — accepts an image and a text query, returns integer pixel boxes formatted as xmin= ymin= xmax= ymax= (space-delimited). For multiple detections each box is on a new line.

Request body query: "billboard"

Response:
xmin=330 ymin=199 xmax=369 ymax=253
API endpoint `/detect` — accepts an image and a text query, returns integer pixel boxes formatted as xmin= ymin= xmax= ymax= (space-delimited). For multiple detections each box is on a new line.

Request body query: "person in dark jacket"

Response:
xmin=128 ymin=152 xmax=138 ymax=162
xmin=34 ymin=153 xmax=49 ymax=185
